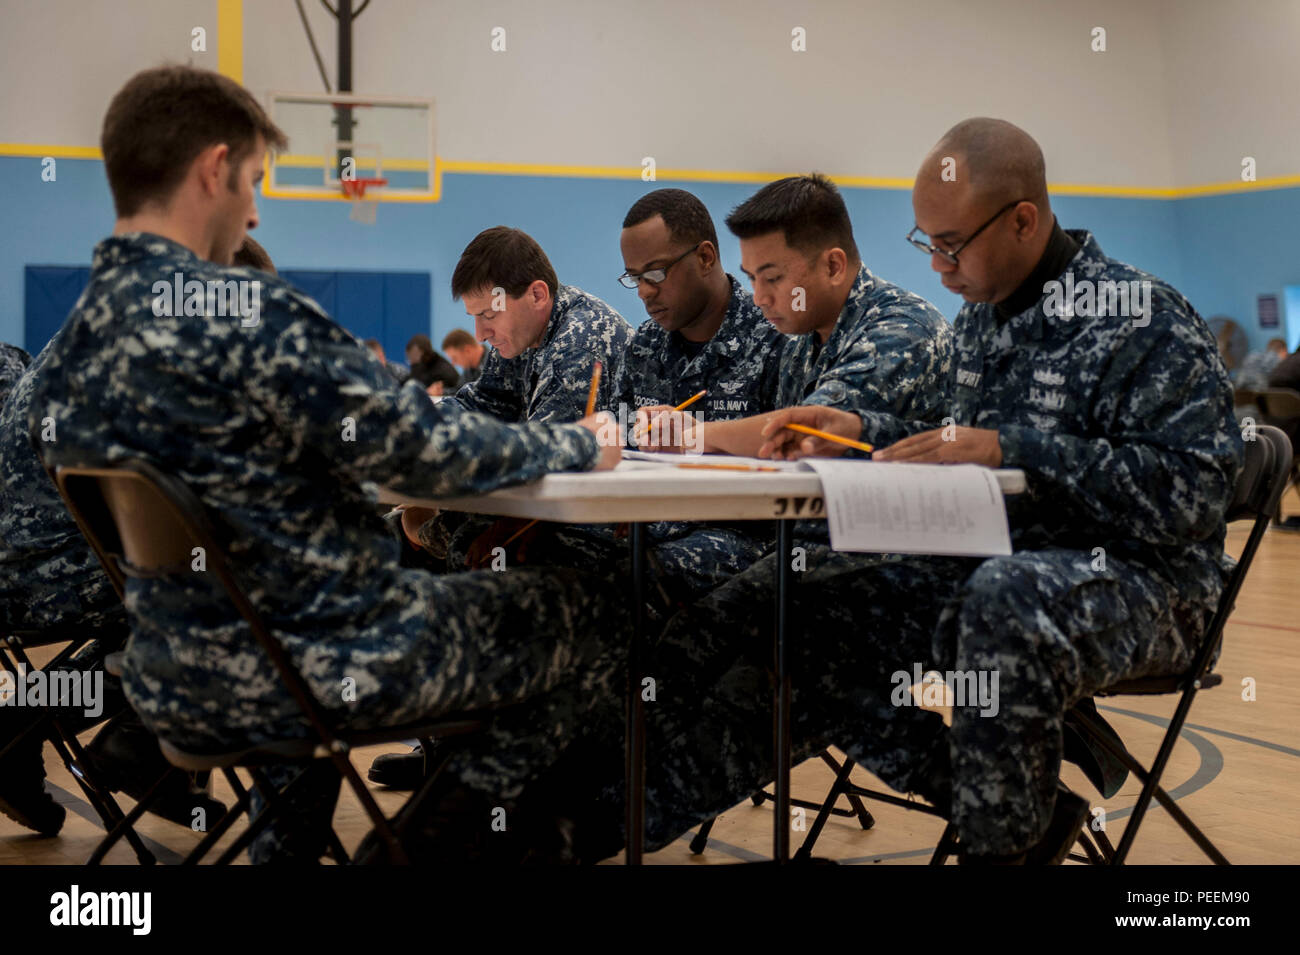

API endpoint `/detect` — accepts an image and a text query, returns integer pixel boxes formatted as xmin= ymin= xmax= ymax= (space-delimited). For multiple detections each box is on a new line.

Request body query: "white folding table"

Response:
xmin=384 ymin=462 xmax=1026 ymax=863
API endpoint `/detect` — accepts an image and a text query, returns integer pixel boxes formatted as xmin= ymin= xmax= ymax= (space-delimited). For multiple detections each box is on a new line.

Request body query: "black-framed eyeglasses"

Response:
xmin=618 ymin=243 xmax=702 ymax=289
xmin=905 ymin=198 xmax=1029 ymax=266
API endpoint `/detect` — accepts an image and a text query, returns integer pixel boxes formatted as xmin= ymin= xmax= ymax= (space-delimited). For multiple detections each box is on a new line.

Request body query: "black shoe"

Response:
xmin=0 ymin=731 xmax=66 ymax=837
xmin=1024 ymin=788 xmax=1091 ymax=865
xmin=354 ymin=780 xmax=502 ymax=865
xmin=84 ymin=713 xmax=227 ymax=827
xmin=368 ymin=745 xmax=426 ymax=791
xmin=960 ymin=788 xmax=1090 ymax=865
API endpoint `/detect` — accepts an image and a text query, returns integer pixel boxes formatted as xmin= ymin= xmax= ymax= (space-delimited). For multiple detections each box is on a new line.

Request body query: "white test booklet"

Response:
xmin=801 ymin=459 xmax=1013 ymax=557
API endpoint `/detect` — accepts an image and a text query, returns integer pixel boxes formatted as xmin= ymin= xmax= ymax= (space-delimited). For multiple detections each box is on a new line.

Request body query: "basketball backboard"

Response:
xmin=264 ymin=91 xmax=438 ymax=202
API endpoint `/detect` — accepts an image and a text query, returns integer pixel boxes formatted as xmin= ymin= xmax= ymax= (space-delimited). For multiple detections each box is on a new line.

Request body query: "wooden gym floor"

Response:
xmin=3 ymin=514 xmax=1298 ymax=865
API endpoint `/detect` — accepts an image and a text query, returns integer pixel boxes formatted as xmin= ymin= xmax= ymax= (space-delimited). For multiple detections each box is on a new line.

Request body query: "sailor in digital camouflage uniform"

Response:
xmin=411 ymin=226 xmax=630 ymax=569
xmin=620 ymin=121 xmax=1241 ymax=861
xmin=32 ymin=66 xmax=630 ymax=862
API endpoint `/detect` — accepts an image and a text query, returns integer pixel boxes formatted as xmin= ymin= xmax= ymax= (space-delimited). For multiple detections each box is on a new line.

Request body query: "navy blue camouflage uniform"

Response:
xmin=778 ymin=263 xmax=953 ymax=544
xmin=30 ymin=234 xmax=631 ymax=856
xmin=632 ymin=231 xmax=1241 ymax=855
xmin=1 ymin=337 xmax=124 ymax=637
xmin=0 ymin=343 xmax=30 ymax=407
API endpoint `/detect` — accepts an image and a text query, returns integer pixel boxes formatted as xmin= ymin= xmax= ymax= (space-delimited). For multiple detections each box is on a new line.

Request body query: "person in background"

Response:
xmin=232 ymin=235 xmax=275 ymax=273
xmin=1 ymin=343 xmax=31 ymax=407
xmin=405 ymin=333 xmax=460 ymax=395
xmin=1237 ymin=337 xmax=1287 ymax=391
xmin=1266 ymin=342 xmax=1300 ymax=393
xmin=441 ymin=328 xmax=486 ymax=388
xmin=365 ymin=338 xmax=410 ymax=385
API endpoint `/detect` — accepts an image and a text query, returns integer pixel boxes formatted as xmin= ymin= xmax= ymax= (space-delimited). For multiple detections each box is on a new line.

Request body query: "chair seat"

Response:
xmin=1098 ymin=671 xmax=1222 ymax=696
xmin=156 ymin=716 xmax=485 ymax=771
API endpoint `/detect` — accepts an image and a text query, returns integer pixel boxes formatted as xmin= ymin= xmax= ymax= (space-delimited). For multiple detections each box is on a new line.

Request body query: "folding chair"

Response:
xmin=722 ymin=425 xmax=1289 ymax=865
xmin=0 ymin=622 xmax=156 ymax=864
xmin=53 ymin=459 xmax=485 ymax=864
xmin=926 ymin=424 xmax=1292 ymax=865
xmin=1253 ymin=389 xmax=1300 ymax=522
xmin=688 ymin=752 xmax=875 ymax=855
xmin=1232 ymin=388 xmax=1259 ymax=409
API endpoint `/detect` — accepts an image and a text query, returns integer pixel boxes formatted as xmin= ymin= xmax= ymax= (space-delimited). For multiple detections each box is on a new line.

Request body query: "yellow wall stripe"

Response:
xmin=216 ymin=0 xmax=243 ymax=83
xmin=0 ymin=143 xmax=101 ymax=160
xmin=2 ymin=141 xmax=1298 ymax=201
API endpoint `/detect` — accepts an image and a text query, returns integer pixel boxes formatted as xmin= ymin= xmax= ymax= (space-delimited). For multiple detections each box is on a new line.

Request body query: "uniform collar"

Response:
xmin=532 ymin=284 xmax=576 ymax=353
xmin=986 ymin=229 xmax=1100 ymax=343
xmin=820 ymin=263 xmax=876 ymax=353
xmin=92 ymin=232 xmax=207 ymax=273
xmin=714 ymin=274 xmax=758 ymax=341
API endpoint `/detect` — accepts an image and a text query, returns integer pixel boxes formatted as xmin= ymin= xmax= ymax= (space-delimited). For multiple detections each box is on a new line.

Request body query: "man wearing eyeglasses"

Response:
xmin=398 ymin=226 xmax=632 ymax=569
xmin=692 ymin=118 xmax=1241 ymax=863
xmin=519 ymin=189 xmax=788 ymax=607
xmin=613 ymin=188 xmax=785 ymax=431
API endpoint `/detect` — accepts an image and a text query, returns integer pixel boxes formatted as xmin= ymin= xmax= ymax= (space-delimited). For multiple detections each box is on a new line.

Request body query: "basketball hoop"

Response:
xmin=342 ymin=177 xmax=388 ymax=224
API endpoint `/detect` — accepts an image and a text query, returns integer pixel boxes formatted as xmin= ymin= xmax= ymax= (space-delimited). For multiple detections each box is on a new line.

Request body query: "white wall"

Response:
xmin=1 ymin=0 xmax=218 ymax=146
xmin=1162 ymin=0 xmax=1300 ymax=186
xmin=243 ymin=0 xmax=1178 ymax=186
xmin=2 ymin=0 xmax=1297 ymax=189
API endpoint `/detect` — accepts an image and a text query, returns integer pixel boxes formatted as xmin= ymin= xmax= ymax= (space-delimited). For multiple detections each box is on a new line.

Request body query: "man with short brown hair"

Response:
xmin=405 ymin=227 xmax=630 ymax=570
xmin=29 ymin=65 xmax=627 ymax=863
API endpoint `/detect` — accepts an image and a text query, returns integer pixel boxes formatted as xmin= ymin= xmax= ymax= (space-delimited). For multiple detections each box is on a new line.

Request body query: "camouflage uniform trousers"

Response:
xmin=160 ymin=564 xmax=629 ymax=864
xmin=436 ymin=516 xmax=772 ymax=611
xmin=571 ymin=543 xmax=1201 ymax=855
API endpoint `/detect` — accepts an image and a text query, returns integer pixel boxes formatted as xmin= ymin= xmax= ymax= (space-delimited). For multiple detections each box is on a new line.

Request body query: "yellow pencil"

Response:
xmin=501 ymin=520 xmax=537 ymax=548
xmin=784 ymin=423 xmax=874 ymax=453
xmin=634 ymin=389 xmax=708 ymax=436
xmin=676 ymin=461 xmax=781 ymax=472
xmin=585 ymin=360 xmax=602 ymax=417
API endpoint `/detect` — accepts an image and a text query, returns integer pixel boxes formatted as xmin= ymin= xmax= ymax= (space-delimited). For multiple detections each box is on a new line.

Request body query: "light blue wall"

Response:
xmin=5 ymin=153 xmax=1285 ymax=355
xmin=1174 ymin=188 xmax=1300 ymax=349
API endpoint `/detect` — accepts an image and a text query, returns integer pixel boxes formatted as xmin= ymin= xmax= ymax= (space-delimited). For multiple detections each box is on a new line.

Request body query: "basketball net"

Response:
xmin=342 ymin=178 xmax=387 ymax=225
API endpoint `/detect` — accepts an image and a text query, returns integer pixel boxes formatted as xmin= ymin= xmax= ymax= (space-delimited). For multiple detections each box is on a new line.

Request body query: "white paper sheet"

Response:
xmin=619 ymin=449 xmax=808 ymax=471
xmin=802 ymin=460 xmax=1012 ymax=556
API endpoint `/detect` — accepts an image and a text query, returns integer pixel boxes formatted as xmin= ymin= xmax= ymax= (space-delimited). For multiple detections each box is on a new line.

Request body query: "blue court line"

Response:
xmin=691 ymin=703 xmax=1269 ymax=865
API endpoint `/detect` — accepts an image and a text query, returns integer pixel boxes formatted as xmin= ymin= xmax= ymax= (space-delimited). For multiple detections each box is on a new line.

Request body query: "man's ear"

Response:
xmin=193 ymin=142 xmax=231 ymax=199
xmin=824 ymin=247 xmax=850 ymax=284
xmin=530 ymin=279 xmax=552 ymax=311
xmin=697 ymin=240 xmax=719 ymax=273
xmin=1013 ymin=201 xmax=1041 ymax=241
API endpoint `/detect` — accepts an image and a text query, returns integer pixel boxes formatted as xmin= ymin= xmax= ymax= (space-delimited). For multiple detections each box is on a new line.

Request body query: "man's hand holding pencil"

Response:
xmin=758 ymin=405 xmax=869 ymax=460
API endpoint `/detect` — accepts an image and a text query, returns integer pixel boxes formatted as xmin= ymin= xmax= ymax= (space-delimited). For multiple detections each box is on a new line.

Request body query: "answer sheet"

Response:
xmin=802 ymin=459 xmax=1013 ymax=557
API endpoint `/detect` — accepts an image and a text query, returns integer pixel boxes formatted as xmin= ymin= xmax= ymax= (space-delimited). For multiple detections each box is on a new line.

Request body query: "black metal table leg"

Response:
xmin=626 ymin=521 xmax=647 ymax=864
xmin=774 ymin=518 xmax=792 ymax=863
